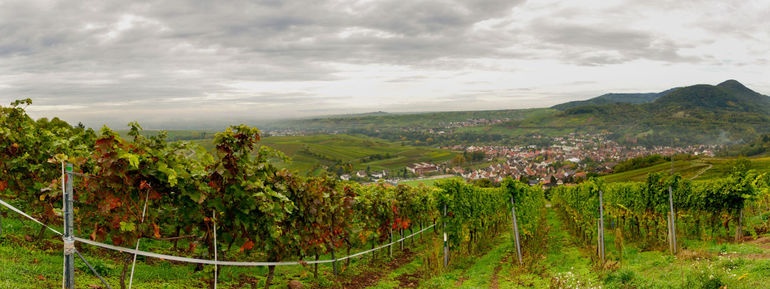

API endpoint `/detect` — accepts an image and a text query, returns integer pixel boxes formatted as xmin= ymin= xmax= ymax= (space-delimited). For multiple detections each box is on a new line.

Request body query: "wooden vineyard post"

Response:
xmin=510 ymin=197 xmax=523 ymax=266
xmin=443 ymin=204 xmax=448 ymax=267
xmin=668 ymin=186 xmax=677 ymax=254
xmin=598 ymin=189 xmax=605 ymax=264
xmin=63 ymin=163 xmax=75 ymax=289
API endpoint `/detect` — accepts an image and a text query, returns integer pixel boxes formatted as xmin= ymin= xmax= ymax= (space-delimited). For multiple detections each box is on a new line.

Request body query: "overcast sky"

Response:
xmin=1 ymin=0 xmax=768 ymax=129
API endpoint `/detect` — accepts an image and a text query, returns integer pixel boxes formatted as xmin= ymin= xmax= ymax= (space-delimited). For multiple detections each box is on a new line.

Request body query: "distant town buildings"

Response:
xmin=406 ymin=162 xmax=439 ymax=175
xmin=446 ymin=132 xmax=717 ymax=186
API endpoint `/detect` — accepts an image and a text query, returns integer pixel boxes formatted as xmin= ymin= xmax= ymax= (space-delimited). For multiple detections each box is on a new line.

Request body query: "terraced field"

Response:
xmin=602 ymin=156 xmax=770 ymax=182
xmin=258 ymin=134 xmax=458 ymax=174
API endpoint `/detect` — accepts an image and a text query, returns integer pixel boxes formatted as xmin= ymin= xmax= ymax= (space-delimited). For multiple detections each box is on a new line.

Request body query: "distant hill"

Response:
xmin=257 ymin=79 xmax=769 ymax=147
xmin=552 ymin=89 xmax=676 ymax=110
xmin=510 ymin=80 xmax=770 ymax=145
xmin=653 ymin=80 xmax=770 ymax=113
xmin=262 ymin=108 xmax=553 ymax=132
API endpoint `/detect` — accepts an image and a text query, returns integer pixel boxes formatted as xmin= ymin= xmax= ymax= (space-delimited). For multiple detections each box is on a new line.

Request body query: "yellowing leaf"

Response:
xmin=119 ymin=221 xmax=136 ymax=232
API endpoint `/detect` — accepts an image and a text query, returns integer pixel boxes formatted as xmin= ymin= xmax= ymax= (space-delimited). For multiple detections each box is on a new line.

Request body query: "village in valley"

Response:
xmin=345 ymin=132 xmax=719 ymax=187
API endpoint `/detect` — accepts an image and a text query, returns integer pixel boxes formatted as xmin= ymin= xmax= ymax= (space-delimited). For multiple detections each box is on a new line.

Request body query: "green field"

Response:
xmin=117 ymin=131 xmax=459 ymax=176
xmin=257 ymin=134 xmax=458 ymax=175
xmin=602 ymin=156 xmax=770 ymax=182
xmin=266 ymin=108 xmax=555 ymax=132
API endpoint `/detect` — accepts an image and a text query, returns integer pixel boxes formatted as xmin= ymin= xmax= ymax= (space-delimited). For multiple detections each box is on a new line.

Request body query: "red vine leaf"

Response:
xmin=240 ymin=240 xmax=254 ymax=252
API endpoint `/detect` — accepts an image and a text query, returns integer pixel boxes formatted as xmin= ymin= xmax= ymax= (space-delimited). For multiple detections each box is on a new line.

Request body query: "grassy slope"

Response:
xmin=602 ymin=160 xmax=709 ymax=182
xmin=271 ymin=108 xmax=556 ymax=131
xmin=602 ymin=156 xmax=770 ymax=183
xmin=258 ymin=134 xmax=458 ymax=174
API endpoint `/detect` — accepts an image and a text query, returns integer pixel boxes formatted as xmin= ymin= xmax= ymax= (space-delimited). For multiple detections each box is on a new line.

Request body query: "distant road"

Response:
xmin=690 ymin=163 xmax=713 ymax=180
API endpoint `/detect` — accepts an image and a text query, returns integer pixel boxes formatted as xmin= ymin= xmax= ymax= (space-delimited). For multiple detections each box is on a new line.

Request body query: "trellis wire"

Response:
xmin=0 ymin=196 xmax=435 ymax=266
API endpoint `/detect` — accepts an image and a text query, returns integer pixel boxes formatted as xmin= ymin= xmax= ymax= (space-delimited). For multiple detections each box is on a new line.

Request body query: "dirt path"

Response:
xmin=343 ymin=249 xmax=416 ymax=289
xmin=488 ymin=263 xmax=502 ymax=289
xmin=690 ymin=163 xmax=713 ymax=180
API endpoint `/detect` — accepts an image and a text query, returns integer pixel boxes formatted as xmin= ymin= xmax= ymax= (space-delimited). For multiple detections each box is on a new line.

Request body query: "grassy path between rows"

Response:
xmin=385 ymin=206 xmax=770 ymax=289
xmin=397 ymin=208 xmax=599 ymax=289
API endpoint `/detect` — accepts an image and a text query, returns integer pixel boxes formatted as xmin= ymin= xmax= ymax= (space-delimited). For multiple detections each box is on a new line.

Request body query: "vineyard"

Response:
xmin=2 ymin=100 xmax=770 ymax=289
xmin=0 ymin=100 xmax=546 ymax=288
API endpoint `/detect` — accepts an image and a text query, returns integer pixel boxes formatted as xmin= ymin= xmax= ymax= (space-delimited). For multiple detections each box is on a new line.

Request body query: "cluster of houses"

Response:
xmin=442 ymin=118 xmax=510 ymax=129
xmin=447 ymin=133 xmax=718 ymax=186
xmin=338 ymin=132 xmax=720 ymax=186
xmin=339 ymin=169 xmax=389 ymax=181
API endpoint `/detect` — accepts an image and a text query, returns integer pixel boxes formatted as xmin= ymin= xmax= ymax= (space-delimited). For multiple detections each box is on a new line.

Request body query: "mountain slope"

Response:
xmin=653 ymin=80 xmax=770 ymax=113
xmin=508 ymin=80 xmax=770 ymax=145
xmin=552 ymin=88 xmax=676 ymax=110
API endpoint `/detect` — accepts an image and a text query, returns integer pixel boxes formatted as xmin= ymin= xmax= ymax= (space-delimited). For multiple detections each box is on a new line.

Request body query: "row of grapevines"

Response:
xmin=551 ymin=164 xmax=764 ymax=246
xmin=435 ymin=178 xmax=545 ymax=254
xmin=1 ymin=100 xmax=551 ymax=286
xmin=0 ymin=99 xmax=96 ymax=238
xmin=1 ymin=100 xmax=446 ymax=288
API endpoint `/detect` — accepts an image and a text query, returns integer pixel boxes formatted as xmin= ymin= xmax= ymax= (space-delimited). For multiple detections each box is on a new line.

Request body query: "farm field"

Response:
xmin=256 ymin=134 xmax=459 ymax=175
xmin=117 ymin=131 xmax=460 ymax=176
xmin=602 ymin=156 xmax=770 ymax=183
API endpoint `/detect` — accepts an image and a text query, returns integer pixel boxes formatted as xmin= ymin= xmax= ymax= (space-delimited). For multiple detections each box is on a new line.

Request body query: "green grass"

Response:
xmin=4 ymin=203 xmax=770 ymax=289
xmin=414 ymin=206 xmax=770 ymax=289
xmin=271 ymin=108 xmax=555 ymax=132
xmin=418 ymin=235 xmax=511 ymax=289
xmin=602 ymin=156 xmax=770 ymax=183
xmin=695 ymin=157 xmax=770 ymax=180
xmin=602 ymin=160 xmax=710 ymax=182
xmin=258 ymin=134 xmax=459 ymax=175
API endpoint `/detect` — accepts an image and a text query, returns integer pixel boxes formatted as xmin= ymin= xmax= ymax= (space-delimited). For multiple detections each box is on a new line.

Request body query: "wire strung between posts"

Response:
xmin=74 ymin=249 xmax=113 ymax=289
xmin=74 ymin=224 xmax=436 ymax=266
xmin=0 ymin=194 xmax=436 ymax=267
xmin=0 ymin=198 xmax=62 ymax=236
xmin=128 ymin=191 xmax=150 ymax=289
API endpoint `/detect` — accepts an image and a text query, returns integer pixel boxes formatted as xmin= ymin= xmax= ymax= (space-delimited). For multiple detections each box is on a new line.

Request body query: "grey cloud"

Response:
xmin=1 ymin=0 xmax=768 ymax=128
xmin=0 ymin=0 xmax=529 ymax=118
xmin=529 ymin=20 xmax=699 ymax=65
